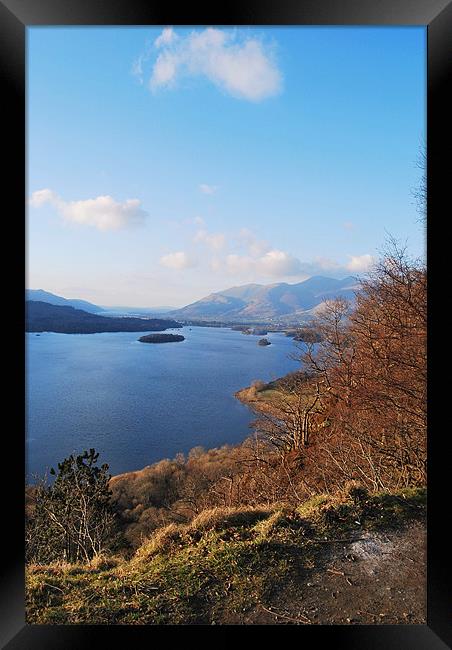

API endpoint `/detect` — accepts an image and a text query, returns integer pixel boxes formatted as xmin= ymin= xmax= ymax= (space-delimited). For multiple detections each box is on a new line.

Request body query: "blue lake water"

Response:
xmin=26 ymin=326 xmax=300 ymax=480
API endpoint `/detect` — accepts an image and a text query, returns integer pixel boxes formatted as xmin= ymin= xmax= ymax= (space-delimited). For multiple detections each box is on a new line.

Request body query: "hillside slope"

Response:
xmin=26 ymin=487 xmax=425 ymax=625
xmin=26 ymin=289 xmax=104 ymax=313
xmin=170 ymin=276 xmax=360 ymax=322
xmin=26 ymin=301 xmax=182 ymax=334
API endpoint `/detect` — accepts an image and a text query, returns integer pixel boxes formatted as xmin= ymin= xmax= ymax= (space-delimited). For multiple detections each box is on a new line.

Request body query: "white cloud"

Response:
xmin=147 ymin=27 xmax=282 ymax=101
xmin=160 ymin=251 xmax=196 ymax=270
xmin=199 ymin=183 xmax=219 ymax=195
xmin=152 ymin=55 xmax=178 ymax=87
xmin=194 ymin=228 xmax=225 ymax=250
xmin=222 ymin=245 xmax=371 ymax=280
xmin=29 ymin=189 xmax=147 ymax=231
xmin=207 ymin=229 xmax=367 ymax=277
xmin=346 ymin=254 xmax=375 ymax=272
xmin=132 ymin=29 xmax=177 ymax=84
xmin=155 ymin=27 xmax=177 ymax=49
xmin=225 ymin=249 xmax=303 ymax=278
xmin=29 ymin=188 xmax=58 ymax=207
xmin=258 ymin=249 xmax=303 ymax=276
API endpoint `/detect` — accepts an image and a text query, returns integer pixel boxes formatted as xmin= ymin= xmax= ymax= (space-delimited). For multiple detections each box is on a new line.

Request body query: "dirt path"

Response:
xmin=243 ymin=522 xmax=426 ymax=625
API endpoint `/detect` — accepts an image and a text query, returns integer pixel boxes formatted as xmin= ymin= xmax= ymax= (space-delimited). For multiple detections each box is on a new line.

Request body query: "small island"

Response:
xmin=139 ymin=333 xmax=185 ymax=344
xmin=258 ymin=338 xmax=271 ymax=346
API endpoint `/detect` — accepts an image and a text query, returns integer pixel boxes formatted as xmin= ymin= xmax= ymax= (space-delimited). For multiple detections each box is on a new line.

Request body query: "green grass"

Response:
xmin=26 ymin=487 xmax=426 ymax=625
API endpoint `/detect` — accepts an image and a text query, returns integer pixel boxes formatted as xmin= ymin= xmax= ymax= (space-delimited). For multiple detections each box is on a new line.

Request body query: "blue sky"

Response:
xmin=27 ymin=26 xmax=426 ymax=307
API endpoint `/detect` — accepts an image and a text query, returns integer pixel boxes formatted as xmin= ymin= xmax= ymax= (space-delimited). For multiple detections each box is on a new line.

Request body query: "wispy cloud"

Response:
xmin=155 ymin=27 xmax=177 ymax=49
xmin=193 ymin=228 xmax=225 ymax=250
xmin=199 ymin=183 xmax=219 ymax=195
xmin=160 ymin=251 xmax=196 ymax=270
xmin=132 ymin=29 xmax=178 ymax=84
xmin=237 ymin=228 xmax=270 ymax=258
xmin=137 ymin=27 xmax=282 ymax=102
xmin=29 ymin=189 xmax=147 ymax=231
xmin=131 ymin=42 xmax=153 ymax=85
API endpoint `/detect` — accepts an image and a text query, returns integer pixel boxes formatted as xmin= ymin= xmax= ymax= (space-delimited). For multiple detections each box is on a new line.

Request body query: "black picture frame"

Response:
xmin=1 ymin=0 xmax=450 ymax=647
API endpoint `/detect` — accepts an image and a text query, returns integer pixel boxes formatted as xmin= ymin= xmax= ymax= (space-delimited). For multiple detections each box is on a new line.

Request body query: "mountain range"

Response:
xmin=169 ymin=276 xmax=360 ymax=322
xmin=26 ymin=276 xmax=360 ymax=327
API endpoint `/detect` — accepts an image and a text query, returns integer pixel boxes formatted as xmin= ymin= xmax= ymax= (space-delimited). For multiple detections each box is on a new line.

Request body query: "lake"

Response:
xmin=26 ymin=326 xmax=300 ymax=480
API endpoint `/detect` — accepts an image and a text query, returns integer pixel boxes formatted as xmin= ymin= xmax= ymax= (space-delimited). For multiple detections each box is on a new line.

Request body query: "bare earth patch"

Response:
xmin=239 ymin=521 xmax=426 ymax=625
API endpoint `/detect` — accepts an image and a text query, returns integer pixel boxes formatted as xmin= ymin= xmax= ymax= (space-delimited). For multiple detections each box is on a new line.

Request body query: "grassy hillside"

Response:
xmin=235 ymin=372 xmax=316 ymax=418
xmin=26 ymin=486 xmax=426 ymax=625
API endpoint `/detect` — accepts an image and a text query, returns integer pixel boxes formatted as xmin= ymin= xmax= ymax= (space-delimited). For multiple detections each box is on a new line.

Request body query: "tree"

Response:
xmin=412 ymin=143 xmax=426 ymax=223
xmin=346 ymin=242 xmax=427 ymax=485
xmin=249 ymin=372 xmax=327 ymax=454
xmin=26 ymin=449 xmax=116 ymax=563
xmin=296 ymin=240 xmax=426 ymax=490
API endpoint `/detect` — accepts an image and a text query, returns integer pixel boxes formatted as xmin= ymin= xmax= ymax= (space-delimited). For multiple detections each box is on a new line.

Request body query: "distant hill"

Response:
xmin=26 ymin=301 xmax=182 ymax=334
xmin=170 ymin=276 xmax=360 ymax=323
xmin=26 ymin=289 xmax=104 ymax=314
xmin=101 ymin=306 xmax=176 ymax=317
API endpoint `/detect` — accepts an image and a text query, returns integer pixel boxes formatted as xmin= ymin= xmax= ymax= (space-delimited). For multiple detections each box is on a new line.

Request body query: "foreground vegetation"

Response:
xmin=26 ymin=485 xmax=426 ymax=625
xmin=238 ymin=240 xmax=426 ymax=492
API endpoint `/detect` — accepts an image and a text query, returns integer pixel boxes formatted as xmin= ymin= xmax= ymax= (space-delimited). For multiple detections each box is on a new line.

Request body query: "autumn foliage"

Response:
xmin=282 ymin=241 xmax=427 ymax=492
